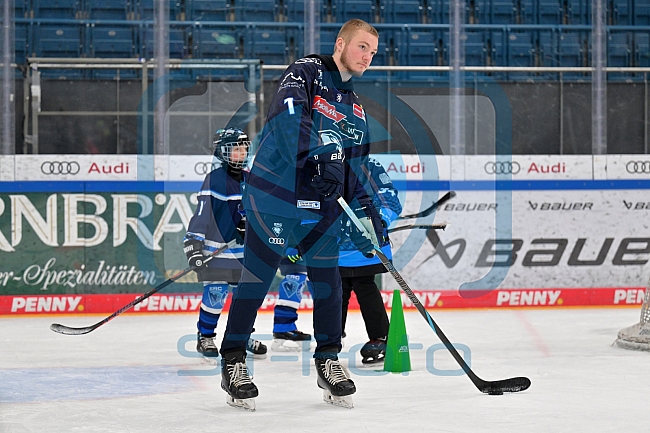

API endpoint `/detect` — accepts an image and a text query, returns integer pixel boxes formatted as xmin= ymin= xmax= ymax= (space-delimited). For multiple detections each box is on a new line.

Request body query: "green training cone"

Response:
xmin=384 ymin=289 xmax=411 ymax=373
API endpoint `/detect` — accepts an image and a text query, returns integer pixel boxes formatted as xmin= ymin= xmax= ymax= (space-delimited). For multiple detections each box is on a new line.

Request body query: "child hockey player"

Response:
xmin=339 ymin=157 xmax=402 ymax=365
xmin=183 ymin=127 xmax=267 ymax=362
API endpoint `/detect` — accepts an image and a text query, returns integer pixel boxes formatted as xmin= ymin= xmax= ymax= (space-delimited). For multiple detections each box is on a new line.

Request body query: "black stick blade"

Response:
xmin=50 ymin=323 xmax=95 ymax=336
xmin=480 ymin=377 xmax=531 ymax=394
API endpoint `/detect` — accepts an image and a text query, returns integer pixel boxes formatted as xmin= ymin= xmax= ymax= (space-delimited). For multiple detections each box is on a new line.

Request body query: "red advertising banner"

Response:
xmin=1 ymin=287 xmax=644 ymax=316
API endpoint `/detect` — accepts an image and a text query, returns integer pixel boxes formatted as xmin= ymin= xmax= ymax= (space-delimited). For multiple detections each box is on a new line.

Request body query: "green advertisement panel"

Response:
xmin=0 ymin=188 xmax=200 ymax=295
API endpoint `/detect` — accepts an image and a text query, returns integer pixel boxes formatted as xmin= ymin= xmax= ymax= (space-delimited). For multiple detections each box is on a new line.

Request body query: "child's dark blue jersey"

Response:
xmin=184 ymin=165 xmax=245 ymax=282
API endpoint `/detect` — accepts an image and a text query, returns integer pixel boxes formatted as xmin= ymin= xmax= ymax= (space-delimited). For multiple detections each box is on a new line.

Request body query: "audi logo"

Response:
xmin=194 ymin=162 xmax=220 ymax=176
xmin=40 ymin=161 xmax=80 ymax=175
xmin=268 ymin=237 xmax=285 ymax=245
xmin=626 ymin=161 xmax=650 ymax=174
xmin=484 ymin=161 xmax=521 ymax=175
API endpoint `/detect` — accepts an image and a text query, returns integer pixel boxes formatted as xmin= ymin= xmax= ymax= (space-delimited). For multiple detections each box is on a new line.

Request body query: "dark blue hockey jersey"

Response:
xmin=243 ymin=54 xmax=373 ymax=236
xmin=184 ymin=165 xmax=245 ymax=283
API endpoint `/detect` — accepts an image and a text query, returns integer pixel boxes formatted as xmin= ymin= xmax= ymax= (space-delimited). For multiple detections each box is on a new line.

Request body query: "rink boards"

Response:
xmin=0 ymin=154 xmax=648 ymax=314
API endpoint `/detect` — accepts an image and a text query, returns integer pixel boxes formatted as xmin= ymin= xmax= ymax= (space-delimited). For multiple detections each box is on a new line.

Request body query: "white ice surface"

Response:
xmin=1 ymin=307 xmax=649 ymax=433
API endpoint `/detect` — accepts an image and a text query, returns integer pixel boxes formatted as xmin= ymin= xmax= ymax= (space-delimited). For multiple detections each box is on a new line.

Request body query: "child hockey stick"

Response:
xmin=50 ymin=239 xmax=239 ymax=336
xmin=397 ymin=191 xmax=456 ymax=220
xmin=337 ymin=197 xmax=530 ymax=394
xmin=388 ymin=223 xmax=448 ymax=233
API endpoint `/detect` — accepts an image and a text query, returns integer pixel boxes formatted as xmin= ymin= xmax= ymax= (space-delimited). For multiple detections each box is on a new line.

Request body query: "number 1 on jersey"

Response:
xmin=284 ymin=97 xmax=295 ymax=115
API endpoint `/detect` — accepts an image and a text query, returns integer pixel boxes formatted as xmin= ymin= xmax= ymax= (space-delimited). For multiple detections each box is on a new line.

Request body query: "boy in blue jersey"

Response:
xmin=183 ymin=128 xmax=267 ymax=361
xmin=339 ymin=157 xmax=402 ymax=364
xmin=219 ymin=19 xmax=383 ymax=410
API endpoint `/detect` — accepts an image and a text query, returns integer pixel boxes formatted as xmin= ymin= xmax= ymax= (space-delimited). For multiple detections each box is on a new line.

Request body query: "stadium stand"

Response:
xmin=7 ymin=0 xmax=646 ymax=83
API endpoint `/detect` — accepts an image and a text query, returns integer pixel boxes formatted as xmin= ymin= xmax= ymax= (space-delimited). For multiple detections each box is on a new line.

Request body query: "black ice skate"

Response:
xmin=197 ymin=333 xmax=220 ymax=365
xmin=271 ymin=330 xmax=312 ymax=352
xmin=246 ymin=338 xmax=268 ymax=359
xmin=315 ymin=358 xmax=356 ymax=409
xmin=360 ymin=338 xmax=387 ymax=366
xmin=197 ymin=333 xmax=220 ymax=356
xmin=221 ymin=351 xmax=258 ymax=411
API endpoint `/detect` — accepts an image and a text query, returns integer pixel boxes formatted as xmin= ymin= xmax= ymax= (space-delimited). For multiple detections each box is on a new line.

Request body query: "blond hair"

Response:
xmin=335 ymin=19 xmax=379 ymax=46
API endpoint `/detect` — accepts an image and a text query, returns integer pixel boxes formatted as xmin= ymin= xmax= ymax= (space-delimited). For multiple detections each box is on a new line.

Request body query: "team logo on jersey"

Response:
xmin=313 ymin=70 xmax=329 ymax=91
xmin=279 ymin=72 xmax=306 ymax=90
xmin=379 ymin=173 xmax=391 ymax=185
xmin=334 ymin=119 xmax=364 ymax=144
xmin=297 ymin=200 xmax=321 ymax=209
xmin=313 ymin=95 xmax=345 ymax=122
xmin=353 ymin=103 xmax=366 ymax=121
xmin=336 ymin=93 xmax=342 ymax=102
xmin=272 ymin=223 xmax=284 ymax=237
xmin=320 ymin=130 xmax=342 ymax=147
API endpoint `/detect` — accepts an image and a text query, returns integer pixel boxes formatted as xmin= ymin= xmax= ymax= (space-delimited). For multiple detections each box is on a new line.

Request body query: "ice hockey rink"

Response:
xmin=1 ymin=307 xmax=648 ymax=433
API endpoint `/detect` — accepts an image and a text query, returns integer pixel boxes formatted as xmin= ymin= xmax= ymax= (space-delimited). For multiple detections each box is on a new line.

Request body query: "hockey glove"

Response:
xmin=286 ymin=247 xmax=302 ymax=263
xmin=346 ymin=205 xmax=380 ymax=258
xmin=358 ymin=204 xmax=385 ymax=245
xmin=349 ymin=222 xmax=375 ymax=258
xmin=184 ymin=238 xmax=207 ymax=270
xmin=311 ymin=157 xmax=344 ymax=201
xmin=235 ymin=218 xmax=246 ymax=246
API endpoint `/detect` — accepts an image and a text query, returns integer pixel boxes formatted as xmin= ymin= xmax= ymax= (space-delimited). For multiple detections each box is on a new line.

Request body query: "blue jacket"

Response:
xmin=339 ymin=158 xmax=403 ymax=272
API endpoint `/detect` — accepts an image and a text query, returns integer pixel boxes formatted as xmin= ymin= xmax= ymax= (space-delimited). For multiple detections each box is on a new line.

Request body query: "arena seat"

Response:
xmin=142 ymin=24 xmax=188 ymax=59
xmin=608 ymin=30 xmax=633 ymax=67
xmin=634 ymin=0 xmax=650 ymax=24
xmin=609 ymin=0 xmax=632 ymax=25
xmin=187 ymin=0 xmax=230 ymax=21
xmin=388 ymin=0 xmax=424 ymax=24
xmin=248 ymin=27 xmax=289 ymax=65
xmin=33 ymin=0 xmax=81 ymax=19
xmin=239 ymin=0 xmax=278 ymax=22
xmin=538 ymin=0 xmax=563 ymax=24
xmin=87 ymin=0 xmax=132 ymax=20
xmin=332 ymin=0 xmax=377 ymax=23
xmin=636 ymin=32 xmax=649 ymax=66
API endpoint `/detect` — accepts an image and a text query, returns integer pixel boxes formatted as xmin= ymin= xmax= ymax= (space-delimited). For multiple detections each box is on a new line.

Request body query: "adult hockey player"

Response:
xmin=219 ymin=19 xmax=382 ymax=411
xmin=339 ymin=157 xmax=402 ymax=365
xmin=183 ymin=128 xmax=267 ymax=362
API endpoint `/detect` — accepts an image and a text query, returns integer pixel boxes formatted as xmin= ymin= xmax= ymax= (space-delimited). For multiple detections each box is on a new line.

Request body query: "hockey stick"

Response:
xmin=337 ymin=197 xmax=530 ymax=394
xmin=388 ymin=223 xmax=448 ymax=233
xmin=398 ymin=191 xmax=456 ymax=220
xmin=50 ymin=239 xmax=239 ymax=336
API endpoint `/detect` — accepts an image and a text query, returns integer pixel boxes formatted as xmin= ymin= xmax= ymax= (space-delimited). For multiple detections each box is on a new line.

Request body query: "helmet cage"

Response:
xmin=212 ymin=128 xmax=251 ymax=169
